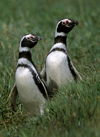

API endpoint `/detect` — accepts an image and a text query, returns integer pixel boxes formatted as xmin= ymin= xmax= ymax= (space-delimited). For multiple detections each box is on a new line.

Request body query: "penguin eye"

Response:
xmin=62 ymin=20 xmax=66 ymax=25
xmin=27 ymin=37 xmax=31 ymax=40
xmin=26 ymin=36 xmax=35 ymax=41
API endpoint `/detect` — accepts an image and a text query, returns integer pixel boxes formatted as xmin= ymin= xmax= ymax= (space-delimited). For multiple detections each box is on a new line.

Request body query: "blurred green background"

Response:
xmin=0 ymin=0 xmax=100 ymax=136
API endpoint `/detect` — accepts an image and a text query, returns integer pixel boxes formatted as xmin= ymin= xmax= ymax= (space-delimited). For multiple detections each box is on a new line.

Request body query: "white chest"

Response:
xmin=46 ymin=51 xmax=74 ymax=87
xmin=15 ymin=67 xmax=46 ymax=116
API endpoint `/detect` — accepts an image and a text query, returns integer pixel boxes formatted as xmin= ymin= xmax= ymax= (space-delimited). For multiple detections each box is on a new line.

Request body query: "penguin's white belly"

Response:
xmin=15 ymin=67 xmax=46 ymax=116
xmin=46 ymin=51 xmax=74 ymax=88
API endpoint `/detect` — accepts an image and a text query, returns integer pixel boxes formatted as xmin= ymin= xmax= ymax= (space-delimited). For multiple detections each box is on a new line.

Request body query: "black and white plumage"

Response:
xmin=15 ymin=34 xmax=48 ymax=116
xmin=41 ymin=19 xmax=82 ymax=95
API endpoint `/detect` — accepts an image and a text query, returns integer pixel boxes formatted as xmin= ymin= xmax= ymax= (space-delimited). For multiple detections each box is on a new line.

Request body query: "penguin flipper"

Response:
xmin=70 ymin=61 xmax=82 ymax=80
xmin=9 ymin=83 xmax=18 ymax=112
xmin=67 ymin=55 xmax=82 ymax=81
xmin=72 ymin=65 xmax=82 ymax=80
xmin=40 ymin=65 xmax=46 ymax=81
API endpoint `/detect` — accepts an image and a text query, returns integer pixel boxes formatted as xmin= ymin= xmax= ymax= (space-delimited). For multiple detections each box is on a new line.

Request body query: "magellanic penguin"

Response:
xmin=41 ymin=19 xmax=82 ymax=95
xmin=14 ymin=34 xmax=49 ymax=116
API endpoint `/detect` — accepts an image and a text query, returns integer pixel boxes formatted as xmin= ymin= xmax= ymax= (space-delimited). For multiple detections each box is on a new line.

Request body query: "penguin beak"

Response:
xmin=70 ymin=20 xmax=79 ymax=26
xmin=67 ymin=20 xmax=79 ymax=27
xmin=37 ymin=36 xmax=42 ymax=41
xmin=30 ymin=35 xmax=42 ymax=43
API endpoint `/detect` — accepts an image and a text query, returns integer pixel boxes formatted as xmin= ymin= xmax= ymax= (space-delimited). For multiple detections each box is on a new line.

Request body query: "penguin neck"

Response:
xmin=19 ymin=50 xmax=32 ymax=60
xmin=54 ymin=35 xmax=67 ymax=45
xmin=19 ymin=47 xmax=33 ymax=63
xmin=54 ymin=30 xmax=67 ymax=46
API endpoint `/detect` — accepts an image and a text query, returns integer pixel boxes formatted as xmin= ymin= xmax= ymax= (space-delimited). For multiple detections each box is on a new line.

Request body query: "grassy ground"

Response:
xmin=0 ymin=0 xmax=100 ymax=136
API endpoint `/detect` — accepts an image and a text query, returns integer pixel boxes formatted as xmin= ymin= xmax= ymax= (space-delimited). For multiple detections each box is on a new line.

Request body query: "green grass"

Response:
xmin=0 ymin=0 xmax=100 ymax=136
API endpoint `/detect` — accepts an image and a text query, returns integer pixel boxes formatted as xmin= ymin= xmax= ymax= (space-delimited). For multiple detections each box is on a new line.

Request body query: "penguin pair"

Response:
xmin=9 ymin=19 xmax=82 ymax=116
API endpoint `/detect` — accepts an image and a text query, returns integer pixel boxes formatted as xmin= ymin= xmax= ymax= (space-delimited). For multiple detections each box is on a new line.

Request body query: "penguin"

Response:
xmin=14 ymin=34 xmax=49 ymax=116
xmin=40 ymin=19 xmax=82 ymax=95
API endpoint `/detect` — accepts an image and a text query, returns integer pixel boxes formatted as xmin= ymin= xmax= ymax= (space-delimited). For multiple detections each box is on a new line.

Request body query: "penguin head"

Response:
xmin=20 ymin=34 xmax=42 ymax=49
xmin=55 ymin=19 xmax=78 ymax=37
